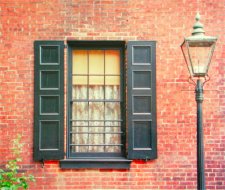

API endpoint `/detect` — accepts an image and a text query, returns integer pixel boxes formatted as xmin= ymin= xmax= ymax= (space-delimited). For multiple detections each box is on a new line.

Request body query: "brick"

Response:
xmin=0 ymin=0 xmax=224 ymax=189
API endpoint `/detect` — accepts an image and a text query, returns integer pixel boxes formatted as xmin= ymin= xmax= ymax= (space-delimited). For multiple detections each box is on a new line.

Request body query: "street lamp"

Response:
xmin=181 ymin=13 xmax=217 ymax=190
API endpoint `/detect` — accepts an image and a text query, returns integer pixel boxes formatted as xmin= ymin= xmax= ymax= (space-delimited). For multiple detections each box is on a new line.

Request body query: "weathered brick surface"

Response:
xmin=0 ymin=0 xmax=224 ymax=189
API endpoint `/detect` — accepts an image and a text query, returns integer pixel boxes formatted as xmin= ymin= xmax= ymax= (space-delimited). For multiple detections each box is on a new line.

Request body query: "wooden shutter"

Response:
xmin=34 ymin=41 xmax=64 ymax=161
xmin=127 ymin=41 xmax=157 ymax=160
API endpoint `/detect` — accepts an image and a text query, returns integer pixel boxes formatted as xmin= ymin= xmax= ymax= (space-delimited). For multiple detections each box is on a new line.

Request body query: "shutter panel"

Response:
xmin=34 ymin=41 xmax=64 ymax=161
xmin=127 ymin=41 xmax=157 ymax=160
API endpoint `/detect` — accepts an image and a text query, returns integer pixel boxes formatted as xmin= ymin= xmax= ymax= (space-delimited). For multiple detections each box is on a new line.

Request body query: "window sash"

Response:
xmin=68 ymin=47 xmax=125 ymax=158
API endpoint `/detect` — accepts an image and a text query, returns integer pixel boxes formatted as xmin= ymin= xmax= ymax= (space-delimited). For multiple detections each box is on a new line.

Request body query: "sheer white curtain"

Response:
xmin=72 ymin=85 xmax=121 ymax=152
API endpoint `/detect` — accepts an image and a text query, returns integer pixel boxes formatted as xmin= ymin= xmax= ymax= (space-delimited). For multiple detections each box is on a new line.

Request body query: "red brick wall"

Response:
xmin=0 ymin=0 xmax=224 ymax=189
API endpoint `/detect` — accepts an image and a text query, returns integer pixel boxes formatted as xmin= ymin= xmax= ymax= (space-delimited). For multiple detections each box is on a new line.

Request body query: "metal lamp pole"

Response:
xmin=195 ymin=79 xmax=205 ymax=190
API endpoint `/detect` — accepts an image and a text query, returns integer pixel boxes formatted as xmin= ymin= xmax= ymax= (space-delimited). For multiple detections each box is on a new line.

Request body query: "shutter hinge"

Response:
xmin=145 ymin=156 xmax=149 ymax=162
xmin=125 ymin=44 xmax=127 ymax=49
xmin=40 ymin=159 xmax=45 ymax=168
xmin=64 ymin=44 xmax=68 ymax=49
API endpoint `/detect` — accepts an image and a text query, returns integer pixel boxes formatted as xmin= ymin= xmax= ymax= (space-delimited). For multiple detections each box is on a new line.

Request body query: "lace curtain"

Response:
xmin=71 ymin=85 xmax=121 ymax=153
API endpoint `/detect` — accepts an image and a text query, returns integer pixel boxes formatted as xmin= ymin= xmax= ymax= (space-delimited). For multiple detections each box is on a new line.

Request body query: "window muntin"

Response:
xmin=69 ymin=49 xmax=123 ymax=156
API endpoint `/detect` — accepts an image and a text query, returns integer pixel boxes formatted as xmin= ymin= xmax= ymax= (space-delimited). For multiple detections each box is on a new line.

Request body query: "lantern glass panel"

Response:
xmin=181 ymin=41 xmax=193 ymax=76
xmin=187 ymin=41 xmax=215 ymax=77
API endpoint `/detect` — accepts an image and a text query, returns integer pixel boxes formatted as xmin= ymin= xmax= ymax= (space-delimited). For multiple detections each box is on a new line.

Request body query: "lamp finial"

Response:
xmin=192 ymin=12 xmax=205 ymax=36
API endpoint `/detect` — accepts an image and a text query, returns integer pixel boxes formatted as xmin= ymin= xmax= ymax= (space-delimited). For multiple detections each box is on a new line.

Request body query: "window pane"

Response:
xmin=72 ymin=102 xmax=88 ymax=120
xmin=105 ymin=126 xmax=121 ymax=133
xmin=89 ymin=121 xmax=104 ymax=127
xmin=105 ymin=50 xmax=120 ymax=75
xmin=89 ymin=85 xmax=104 ymax=100
xmin=105 ymin=76 xmax=120 ymax=85
xmin=89 ymin=50 xmax=104 ymax=74
xmin=105 ymin=85 xmax=120 ymax=100
xmin=89 ymin=122 xmax=105 ymax=136
xmin=71 ymin=121 xmax=88 ymax=132
xmin=89 ymin=134 xmax=104 ymax=152
xmin=89 ymin=76 xmax=104 ymax=85
xmin=72 ymin=76 xmax=87 ymax=85
xmin=72 ymin=85 xmax=88 ymax=100
xmin=105 ymin=146 xmax=121 ymax=153
xmin=72 ymin=76 xmax=88 ymax=100
xmin=89 ymin=102 xmax=104 ymax=120
xmin=72 ymin=146 xmax=89 ymax=153
xmin=105 ymin=121 xmax=121 ymax=127
xmin=73 ymin=50 xmax=88 ymax=74
xmin=105 ymin=134 xmax=121 ymax=153
xmin=105 ymin=102 xmax=120 ymax=120
xmin=71 ymin=135 xmax=89 ymax=152
xmin=89 ymin=145 xmax=104 ymax=152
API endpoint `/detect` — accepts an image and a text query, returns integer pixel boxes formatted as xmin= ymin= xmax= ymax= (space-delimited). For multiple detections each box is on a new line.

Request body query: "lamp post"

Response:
xmin=181 ymin=13 xmax=217 ymax=190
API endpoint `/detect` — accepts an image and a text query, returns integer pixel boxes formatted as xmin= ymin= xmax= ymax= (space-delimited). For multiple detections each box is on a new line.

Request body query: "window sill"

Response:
xmin=60 ymin=158 xmax=132 ymax=169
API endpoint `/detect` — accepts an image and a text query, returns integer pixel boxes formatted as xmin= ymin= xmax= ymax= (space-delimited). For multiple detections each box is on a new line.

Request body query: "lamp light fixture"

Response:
xmin=181 ymin=13 xmax=217 ymax=190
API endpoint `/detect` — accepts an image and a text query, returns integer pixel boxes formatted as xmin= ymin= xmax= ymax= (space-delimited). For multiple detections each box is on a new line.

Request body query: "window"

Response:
xmin=34 ymin=41 xmax=157 ymax=169
xmin=69 ymin=48 xmax=124 ymax=158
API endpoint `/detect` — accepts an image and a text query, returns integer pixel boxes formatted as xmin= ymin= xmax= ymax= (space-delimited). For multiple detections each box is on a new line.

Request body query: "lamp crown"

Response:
xmin=192 ymin=12 xmax=205 ymax=36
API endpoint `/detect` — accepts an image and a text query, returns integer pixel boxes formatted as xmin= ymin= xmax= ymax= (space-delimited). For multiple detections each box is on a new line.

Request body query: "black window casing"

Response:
xmin=66 ymin=41 xmax=126 ymax=159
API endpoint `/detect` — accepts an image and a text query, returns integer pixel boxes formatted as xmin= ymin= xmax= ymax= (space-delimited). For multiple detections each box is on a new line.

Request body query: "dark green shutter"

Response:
xmin=127 ymin=41 xmax=157 ymax=160
xmin=34 ymin=41 xmax=64 ymax=161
